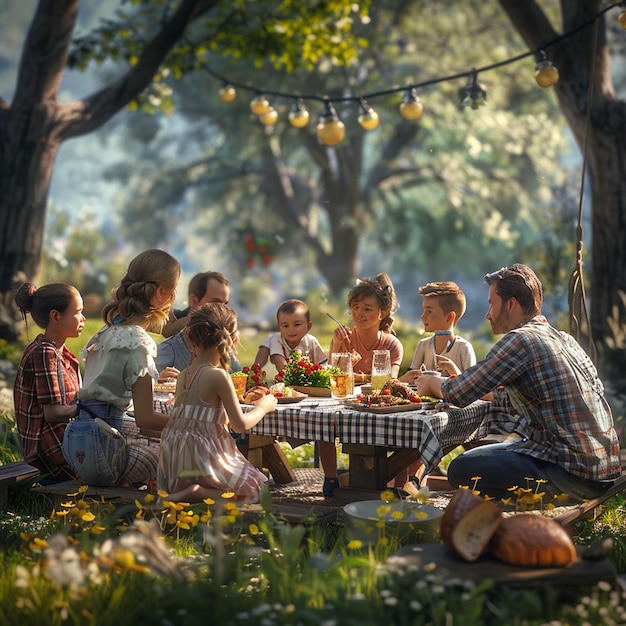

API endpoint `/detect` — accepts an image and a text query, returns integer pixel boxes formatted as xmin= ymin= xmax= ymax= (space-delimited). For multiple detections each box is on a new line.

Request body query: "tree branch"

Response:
xmin=12 ymin=0 xmax=80 ymax=107
xmin=496 ymin=0 xmax=558 ymax=51
xmin=59 ymin=0 xmax=218 ymax=139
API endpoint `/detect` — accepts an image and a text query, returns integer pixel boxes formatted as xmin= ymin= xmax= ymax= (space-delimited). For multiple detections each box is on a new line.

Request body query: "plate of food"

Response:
xmin=269 ymin=383 xmax=308 ymax=403
xmin=154 ymin=380 xmax=177 ymax=394
xmin=346 ymin=378 xmax=438 ymax=412
xmin=277 ymin=394 xmax=308 ymax=404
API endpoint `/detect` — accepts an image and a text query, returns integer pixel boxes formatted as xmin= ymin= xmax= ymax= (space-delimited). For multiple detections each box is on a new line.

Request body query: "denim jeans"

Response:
xmin=447 ymin=441 xmax=614 ymax=503
xmin=62 ymin=401 xmax=128 ymax=487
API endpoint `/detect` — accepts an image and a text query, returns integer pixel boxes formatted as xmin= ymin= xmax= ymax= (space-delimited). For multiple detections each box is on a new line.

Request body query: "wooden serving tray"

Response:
xmin=391 ymin=543 xmax=617 ymax=588
xmin=344 ymin=401 xmax=436 ymax=413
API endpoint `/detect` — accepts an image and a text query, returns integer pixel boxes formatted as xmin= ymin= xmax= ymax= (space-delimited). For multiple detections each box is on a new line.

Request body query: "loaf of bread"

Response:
xmin=440 ymin=489 xmax=503 ymax=562
xmin=489 ymin=513 xmax=577 ymax=567
xmin=242 ymin=385 xmax=270 ymax=403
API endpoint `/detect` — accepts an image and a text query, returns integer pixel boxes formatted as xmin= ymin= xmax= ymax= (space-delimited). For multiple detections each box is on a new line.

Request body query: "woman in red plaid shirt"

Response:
xmin=13 ymin=283 xmax=85 ymax=481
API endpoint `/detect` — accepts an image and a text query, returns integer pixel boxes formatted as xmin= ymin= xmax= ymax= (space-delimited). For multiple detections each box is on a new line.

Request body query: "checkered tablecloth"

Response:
xmin=336 ymin=400 xmax=490 ymax=474
xmin=250 ymin=399 xmax=342 ymax=443
xmin=250 ymin=399 xmax=490 ymax=474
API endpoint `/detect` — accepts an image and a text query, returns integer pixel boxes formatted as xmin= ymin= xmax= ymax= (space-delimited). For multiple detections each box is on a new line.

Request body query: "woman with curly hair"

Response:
xmin=323 ymin=273 xmax=404 ymax=496
xmin=62 ymin=249 xmax=180 ymax=487
xmin=329 ymin=273 xmax=403 ymax=376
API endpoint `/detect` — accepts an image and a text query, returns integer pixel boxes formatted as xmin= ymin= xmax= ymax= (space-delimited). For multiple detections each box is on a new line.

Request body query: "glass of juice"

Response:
xmin=371 ymin=349 xmax=392 ymax=393
xmin=329 ymin=352 xmax=354 ymax=399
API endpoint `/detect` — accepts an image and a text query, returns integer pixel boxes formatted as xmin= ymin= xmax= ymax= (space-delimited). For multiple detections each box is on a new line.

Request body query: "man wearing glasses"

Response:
xmin=415 ymin=263 xmax=621 ymax=502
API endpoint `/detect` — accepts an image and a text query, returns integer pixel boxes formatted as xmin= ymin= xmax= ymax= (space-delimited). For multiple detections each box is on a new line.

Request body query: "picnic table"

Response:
xmin=248 ymin=397 xmax=491 ymax=491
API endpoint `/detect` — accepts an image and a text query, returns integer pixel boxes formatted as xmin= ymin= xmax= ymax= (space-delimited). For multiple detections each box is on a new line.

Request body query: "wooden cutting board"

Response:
xmin=391 ymin=543 xmax=617 ymax=588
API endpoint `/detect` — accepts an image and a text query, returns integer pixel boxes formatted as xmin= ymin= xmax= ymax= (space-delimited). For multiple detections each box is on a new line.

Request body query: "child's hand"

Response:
xmin=414 ymin=373 xmax=444 ymax=399
xmin=434 ymin=355 xmax=461 ymax=377
xmin=257 ymin=394 xmax=278 ymax=413
xmin=158 ymin=367 xmax=180 ymax=381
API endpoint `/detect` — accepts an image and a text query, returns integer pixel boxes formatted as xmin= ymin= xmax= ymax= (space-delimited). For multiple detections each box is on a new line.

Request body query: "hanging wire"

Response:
xmin=195 ymin=2 xmax=621 ymax=109
xmin=568 ymin=17 xmax=599 ymax=362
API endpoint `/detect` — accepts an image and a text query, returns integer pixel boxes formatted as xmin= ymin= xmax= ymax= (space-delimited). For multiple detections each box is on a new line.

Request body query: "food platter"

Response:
xmin=344 ymin=401 xmax=436 ymax=414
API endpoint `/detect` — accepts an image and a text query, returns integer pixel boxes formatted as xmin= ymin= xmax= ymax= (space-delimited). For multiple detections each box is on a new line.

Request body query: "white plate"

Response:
xmin=277 ymin=394 xmax=308 ymax=404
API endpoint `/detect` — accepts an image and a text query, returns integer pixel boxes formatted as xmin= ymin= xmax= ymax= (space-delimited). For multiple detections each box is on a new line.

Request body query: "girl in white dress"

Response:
xmin=158 ymin=303 xmax=277 ymax=503
xmin=63 ymin=248 xmax=179 ymax=487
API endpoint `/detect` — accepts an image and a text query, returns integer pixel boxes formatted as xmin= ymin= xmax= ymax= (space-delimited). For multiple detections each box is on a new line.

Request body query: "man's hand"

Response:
xmin=414 ymin=373 xmax=444 ymax=399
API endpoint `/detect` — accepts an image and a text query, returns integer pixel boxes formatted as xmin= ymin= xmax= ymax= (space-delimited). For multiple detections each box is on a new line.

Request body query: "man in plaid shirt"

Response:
xmin=415 ymin=264 xmax=621 ymax=502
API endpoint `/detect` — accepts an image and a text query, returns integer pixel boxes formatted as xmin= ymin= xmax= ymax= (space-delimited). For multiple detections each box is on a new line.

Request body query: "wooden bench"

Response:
xmin=0 ymin=460 xmax=40 ymax=507
xmin=555 ymin=473 xmax=626 ymax=529
xmin=32 ymin=479 xmax=152 ymax=509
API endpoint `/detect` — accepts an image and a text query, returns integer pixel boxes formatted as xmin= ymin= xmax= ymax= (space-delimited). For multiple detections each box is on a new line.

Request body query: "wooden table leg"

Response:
xmin=342 ymin=443 xmax=388 ymax=490
xmin=244 ymin=434 xmax=296 ymax=485
xmin=342 ymin=445 xmax=423 ymax=490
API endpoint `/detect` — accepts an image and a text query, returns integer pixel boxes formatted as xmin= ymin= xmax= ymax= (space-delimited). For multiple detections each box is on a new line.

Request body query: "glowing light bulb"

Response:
xmin=289 ymin=101 xmax=310 ymax=128
xmin=259 ymin=107 xmax=278 ymax=125
xmin=358 ymin=107 xmax=380 ymax=130
xmin=400 ymin=89 xmax=424 ymax=121
xmin=317 ymin=105 xmax=345 ymax=146
xmin=534 ymin=60 xmax=559 ymax=88
xmin=218 ymin=85 xmax=236 ymax=103
xmin=250 ymin=95 xmax=271 ymax=116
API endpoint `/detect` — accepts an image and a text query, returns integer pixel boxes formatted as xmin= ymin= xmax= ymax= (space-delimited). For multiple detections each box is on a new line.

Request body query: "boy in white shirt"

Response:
xmin=397 ymin=281 xmax=476 ymax=489
xmin=254 ymin=299 xmax=326 ymax=372
xmin=400 ymin=281 xmax=476 ymax=381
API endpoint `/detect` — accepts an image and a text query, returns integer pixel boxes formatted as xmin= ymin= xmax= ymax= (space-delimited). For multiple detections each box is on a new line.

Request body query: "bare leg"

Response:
xmin=317 ymin=440 xmax=337 ymax=477
xmin=163 ymin=483 xmax=223 ymax=503
xmin=392 ymin=461 xmax=425 ymax=488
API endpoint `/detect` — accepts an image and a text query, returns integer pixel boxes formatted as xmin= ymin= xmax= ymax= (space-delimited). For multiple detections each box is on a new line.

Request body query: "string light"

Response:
xmin=250 ymin=94 xmax=271 ymax=116
xmin=357 ymin=99 xmax=380 ymax=130
xmin=218 ymin=83 xmax=236 ymax=103
xmin=399 ymin=88 xmax=424 ymax=121
xmin=202 ymin=2 xmax=620 ymax=137
xmin=459 ymin=69 xmax=486 ymax=109
xmin=534 ymin=50 xmax=559 ymax=87
xmin=288 ymin=98 xmax=310 ymax=128
xmin=316 ymin=100 xmax=345 ymax=146
xmin=259 ymin=106 xmax=278 ymax=125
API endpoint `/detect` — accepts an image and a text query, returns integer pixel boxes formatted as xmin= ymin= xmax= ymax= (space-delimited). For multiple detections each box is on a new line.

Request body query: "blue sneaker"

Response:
xmin=323 ymin=476 xmax=340 ymax=497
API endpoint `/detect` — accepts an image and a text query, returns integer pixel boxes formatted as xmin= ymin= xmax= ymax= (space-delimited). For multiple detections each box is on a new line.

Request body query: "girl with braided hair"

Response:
xmin=158 ymin=303 xmax=277 ymax=503
xmin=62 ymin=249 xmax=180 ymax=487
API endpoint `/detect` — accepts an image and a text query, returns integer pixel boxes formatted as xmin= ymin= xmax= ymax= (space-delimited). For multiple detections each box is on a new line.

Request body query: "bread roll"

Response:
xmin=489 ymin=513 xmax=577 ymax=567
xmin=440 ymin=489 xmax=503 ymax=562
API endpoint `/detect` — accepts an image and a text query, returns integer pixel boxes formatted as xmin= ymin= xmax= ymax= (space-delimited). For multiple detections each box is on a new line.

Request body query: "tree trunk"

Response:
xmin=0 ymin=0 xmax=211 ymax=338
xmin=498 ymin=0 xmax=626 ymax=377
